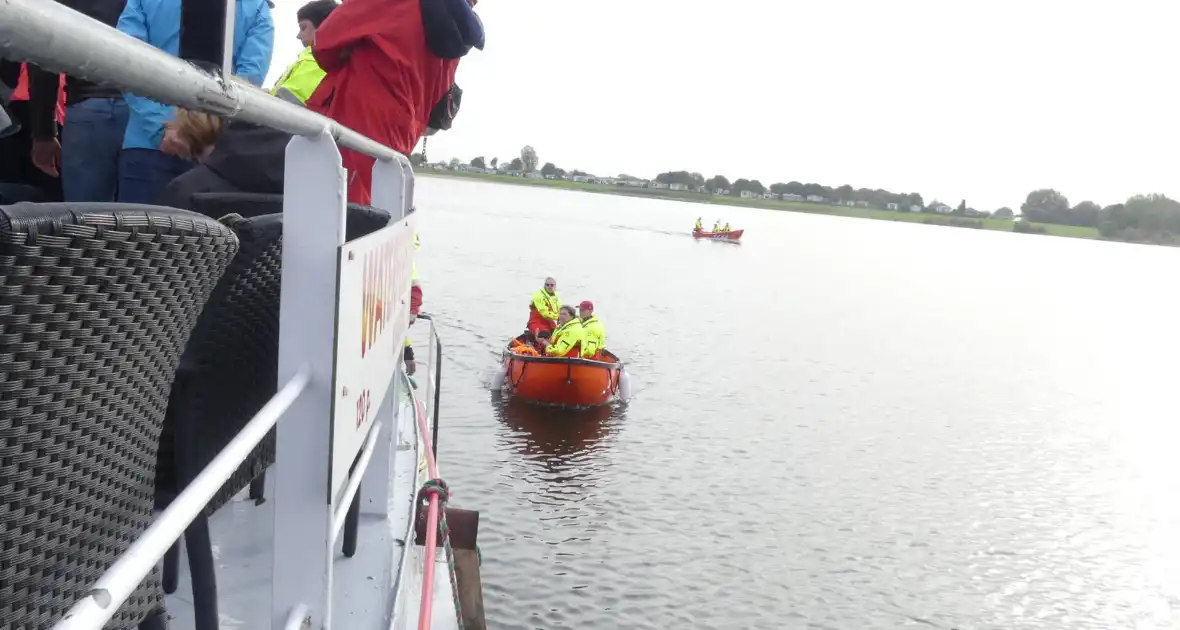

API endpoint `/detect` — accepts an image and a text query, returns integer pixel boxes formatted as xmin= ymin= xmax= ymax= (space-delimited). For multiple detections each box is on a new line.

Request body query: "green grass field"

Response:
xmin=420 ymin=170 xmax=1101 ymax=241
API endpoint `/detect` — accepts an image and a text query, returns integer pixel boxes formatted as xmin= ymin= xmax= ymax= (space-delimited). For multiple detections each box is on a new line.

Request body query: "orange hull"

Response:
xmin=503 ymin=339 xmax=622 ymax=408
xmin=692 ymin=228 xmax=743 ymax=241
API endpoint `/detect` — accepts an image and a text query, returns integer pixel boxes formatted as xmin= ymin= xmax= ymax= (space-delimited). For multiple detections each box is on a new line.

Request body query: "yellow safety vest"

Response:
xmin=530 ymin=289 xmax=560 ymax=321
xmin=579 ymin=315 xmax=606 ymax=358
xmin=411 ymin=231 xmax=420 ymax=283
xmin=545 ymin=318 xmax=583 ymax=356
xmin=271 ymin=47 xmax=326 ymax=104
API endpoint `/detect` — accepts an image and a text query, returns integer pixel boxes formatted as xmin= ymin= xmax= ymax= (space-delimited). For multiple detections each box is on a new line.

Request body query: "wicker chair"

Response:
xmin=154 ymin=193 xmax=392 ymax=630
xmin=0 ymin=203 xmax=238 ymax=630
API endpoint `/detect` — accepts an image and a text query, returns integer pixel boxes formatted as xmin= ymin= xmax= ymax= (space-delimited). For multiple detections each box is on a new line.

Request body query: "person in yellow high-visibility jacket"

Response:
xmin=526 ymin=277 xmax=560 ymax=337
xmin=541 ymin=306 xmax=583 ymax=358
xmin=694 ymin=217 xmax=703 ymax=232
xmin=270 ymin=0 xmax=338 ymax=104
xmin=577 ymin=300 xmax=606 ymax=359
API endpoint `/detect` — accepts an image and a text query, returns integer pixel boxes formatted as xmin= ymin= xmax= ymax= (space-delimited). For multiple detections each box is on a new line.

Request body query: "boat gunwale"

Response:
xmin=504 ymin=339 xmax=623 ymax=369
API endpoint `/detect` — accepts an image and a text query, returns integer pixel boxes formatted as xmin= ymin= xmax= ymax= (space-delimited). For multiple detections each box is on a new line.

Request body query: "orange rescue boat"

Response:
xmin=501 ymin=335 xmax=623 ymax=408
xmin=692 ymin=228 xmax=744 ymax=242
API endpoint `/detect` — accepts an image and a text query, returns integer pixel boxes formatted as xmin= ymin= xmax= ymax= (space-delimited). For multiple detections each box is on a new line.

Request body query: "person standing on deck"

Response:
xmin=27 ymin=0 xmax=127 ymax=202
xmin=305 ymin=0 xmax=484 ymax=204
xmin=115 ymin=0 xmax=274 ymax=204
xmin=540 ymin=305 xmax=582 ymax=358
xmin=527 ymin=277 xmax=560 ymax=337
xmin=694 ymin=217 xmax=702 ymax=232
xmin=577 ymin=300 xmax=606 ymax=359
xmin=270 ymin=0 xmax=337 ymax=104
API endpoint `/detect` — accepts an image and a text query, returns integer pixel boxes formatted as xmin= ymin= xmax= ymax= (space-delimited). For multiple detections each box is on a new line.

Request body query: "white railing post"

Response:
xmin=220 ymin=0 xmax=236 ymax=83
xmin=271 ymin=131 xmax=348 ymax=629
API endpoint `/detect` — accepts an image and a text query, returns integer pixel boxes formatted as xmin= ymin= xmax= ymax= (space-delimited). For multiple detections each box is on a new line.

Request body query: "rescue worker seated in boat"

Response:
xmin=527 ymin=277 xmax=560 ymax=337
xmin=538 ymin=305 xmax=582 ymax=358
xmin=694 ymin=217 xmax=702 ymax=233
xmin=577 ymin=300 xmax=606 ymax=360
xmin=712 ymin=220 xmax=721 ymax=232
xmin=722 ymin=222 xmax=730 ymax=232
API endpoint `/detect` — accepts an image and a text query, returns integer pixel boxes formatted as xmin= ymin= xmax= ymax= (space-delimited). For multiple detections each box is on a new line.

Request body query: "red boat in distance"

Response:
xmin=692 ymin=228 xmax=743 ymax=242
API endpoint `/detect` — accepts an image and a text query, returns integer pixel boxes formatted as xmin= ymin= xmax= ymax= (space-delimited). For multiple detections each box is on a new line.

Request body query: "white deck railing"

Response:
xmin=0 ymin=1 xmax=424 ymax=628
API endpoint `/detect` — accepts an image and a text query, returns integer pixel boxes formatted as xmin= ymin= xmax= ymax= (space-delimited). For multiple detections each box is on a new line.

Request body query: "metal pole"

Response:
xmin=0 ymin=0 xmax=407 ymax=164
xmin=431 ymin=324 xmax=442 ymax=459
xmin=220 ymin=0 xmax=236 ymax=82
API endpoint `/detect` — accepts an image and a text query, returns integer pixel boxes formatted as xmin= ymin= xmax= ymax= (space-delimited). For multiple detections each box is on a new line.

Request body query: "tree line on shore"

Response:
xmin=413 ymin=146 xmax=1180 ymax=246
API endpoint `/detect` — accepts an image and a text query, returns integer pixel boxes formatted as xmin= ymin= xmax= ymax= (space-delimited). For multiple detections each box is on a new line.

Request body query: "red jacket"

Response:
xmin=308 ymin=0 xmax=459 ymax=205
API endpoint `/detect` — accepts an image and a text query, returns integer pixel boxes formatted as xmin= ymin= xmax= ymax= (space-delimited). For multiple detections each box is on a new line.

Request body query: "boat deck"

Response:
xmin=163 ymin=389 xmax=458 ymax=630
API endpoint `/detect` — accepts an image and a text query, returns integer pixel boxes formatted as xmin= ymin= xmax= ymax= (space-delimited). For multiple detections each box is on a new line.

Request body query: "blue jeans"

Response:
xmin=117 ymin=148 xmax=193 ymax=205
xmin=61 ymin=97 xmax=129 ymax=202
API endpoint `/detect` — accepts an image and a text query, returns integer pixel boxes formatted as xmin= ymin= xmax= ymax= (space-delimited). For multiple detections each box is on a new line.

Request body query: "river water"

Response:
xmin=415 ymin=176 xmax=1180 ymax=630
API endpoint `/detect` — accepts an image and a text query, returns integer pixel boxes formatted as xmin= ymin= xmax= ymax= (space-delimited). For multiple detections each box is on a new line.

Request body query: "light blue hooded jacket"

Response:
xmin=116 ymin=0 xmax=274 ymax=150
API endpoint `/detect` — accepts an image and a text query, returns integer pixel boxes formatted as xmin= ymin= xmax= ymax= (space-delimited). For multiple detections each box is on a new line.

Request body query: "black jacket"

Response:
xmin=160 ymin=121 xmax=292 ymax=211
xmin=27 ymin=0 xmax=128 ymax=139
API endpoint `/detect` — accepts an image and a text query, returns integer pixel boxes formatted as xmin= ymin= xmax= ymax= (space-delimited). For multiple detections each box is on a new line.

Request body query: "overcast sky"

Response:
xmin=266 ymin=0 xmax=1179 ymax=211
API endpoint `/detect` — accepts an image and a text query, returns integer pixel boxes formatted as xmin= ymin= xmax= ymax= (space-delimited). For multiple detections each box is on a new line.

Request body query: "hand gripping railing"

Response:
xmin=55 ymin=369 xmax=313 ymax=630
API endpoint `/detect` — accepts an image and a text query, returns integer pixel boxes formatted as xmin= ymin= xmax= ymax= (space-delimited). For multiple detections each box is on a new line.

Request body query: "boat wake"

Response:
xmin=609 ymin=224 xmax=683 ymax=237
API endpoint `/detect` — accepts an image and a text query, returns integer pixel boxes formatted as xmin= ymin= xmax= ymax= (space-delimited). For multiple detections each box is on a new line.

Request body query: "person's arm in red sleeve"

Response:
xmin=310 ymin=0 xmax=380 ymax=72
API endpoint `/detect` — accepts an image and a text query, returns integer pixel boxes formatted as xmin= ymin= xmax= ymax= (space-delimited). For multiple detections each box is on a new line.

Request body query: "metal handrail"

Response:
xmin=415 ymin=313 xmax=444 ymax=458
xmin=54 ymin=368 xmax=313 ymax=630
xmin=0 ymin=0 xmax=405 ymax=164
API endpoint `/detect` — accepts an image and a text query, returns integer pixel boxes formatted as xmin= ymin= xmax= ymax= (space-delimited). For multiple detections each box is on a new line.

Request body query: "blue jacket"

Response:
xmin=117 ymin=0 xmax=274 ymax=150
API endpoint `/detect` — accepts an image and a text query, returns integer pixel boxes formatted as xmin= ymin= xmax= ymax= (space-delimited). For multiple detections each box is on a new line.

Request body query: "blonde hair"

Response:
xmin=170 ymin=75 xmax=251 ymax=159
xmin=172 ymin=109 xmax=227 ymax=159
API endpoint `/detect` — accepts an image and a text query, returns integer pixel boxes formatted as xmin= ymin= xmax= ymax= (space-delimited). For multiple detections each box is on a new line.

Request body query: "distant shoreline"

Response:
xmin=418 ymin=170 xmax=1101 ymax=242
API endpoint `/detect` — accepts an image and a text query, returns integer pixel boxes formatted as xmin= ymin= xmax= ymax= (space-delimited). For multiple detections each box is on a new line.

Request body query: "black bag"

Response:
xmin=427 ymin=83 xmax=462 ymax=132
xmin=420 ymin=0 xmax=485 ymax=60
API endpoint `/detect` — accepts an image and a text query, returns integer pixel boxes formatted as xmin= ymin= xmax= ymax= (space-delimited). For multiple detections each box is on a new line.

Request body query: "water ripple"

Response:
xmin=421 ymin=178 xmax=1180 ymax=630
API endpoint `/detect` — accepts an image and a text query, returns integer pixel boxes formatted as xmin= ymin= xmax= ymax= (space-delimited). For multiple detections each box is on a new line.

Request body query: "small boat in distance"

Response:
xmin=692 ymin=228 xmax=744 ymax=242
xmin=500 ymin=336 xmax=624 ymax=408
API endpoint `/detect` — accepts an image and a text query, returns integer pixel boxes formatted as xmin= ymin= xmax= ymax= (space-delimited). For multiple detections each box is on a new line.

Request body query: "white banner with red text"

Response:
xmin=330 ymin=212 xmax=418 ymax=506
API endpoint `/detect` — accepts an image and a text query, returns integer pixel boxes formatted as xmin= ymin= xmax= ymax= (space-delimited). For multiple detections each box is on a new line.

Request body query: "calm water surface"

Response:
xmin=415 ymin=177 xmax=1180 ymax=630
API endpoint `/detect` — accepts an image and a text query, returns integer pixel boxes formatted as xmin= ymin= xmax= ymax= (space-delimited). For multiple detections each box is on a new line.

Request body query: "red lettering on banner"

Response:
xmin=356 ymin=388 xmax=372 ymax=428
xmin=359 ymin=229 xmax=416 ymax=360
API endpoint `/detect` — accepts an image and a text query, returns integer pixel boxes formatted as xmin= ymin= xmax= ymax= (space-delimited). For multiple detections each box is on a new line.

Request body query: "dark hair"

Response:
xmin=559 ymin=305 xmax=577 ymax=318
xmin=296 ymin=0 xmax=339 ymax=27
